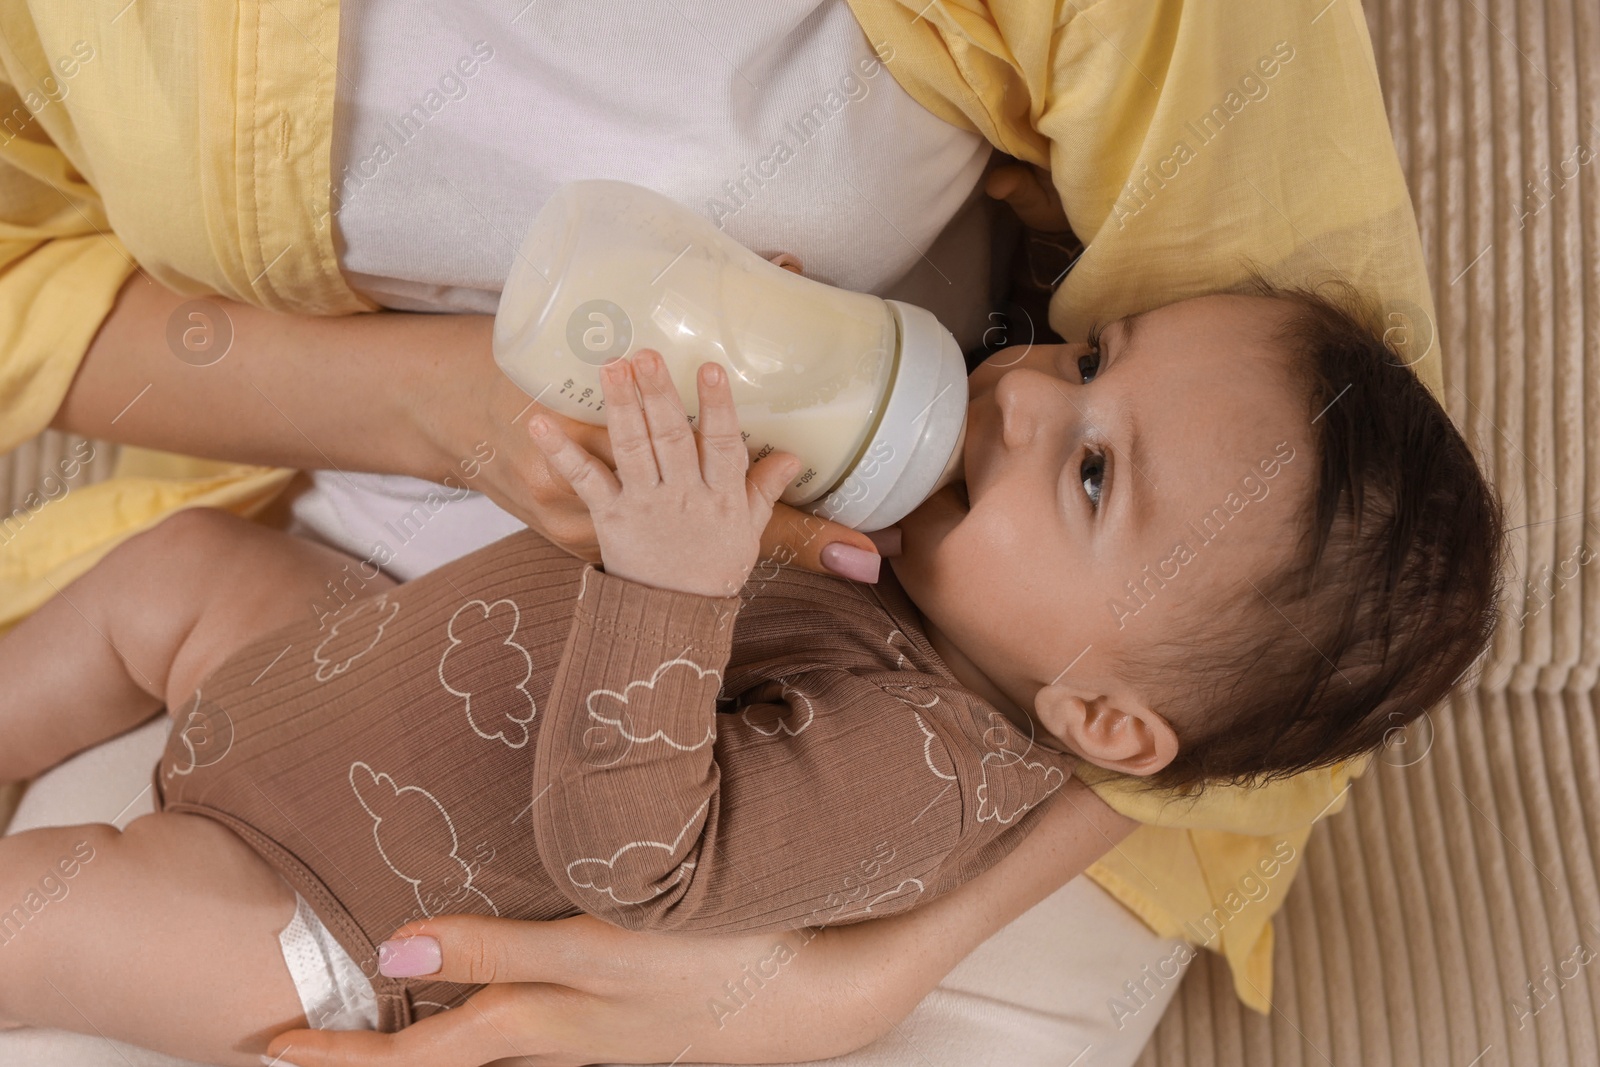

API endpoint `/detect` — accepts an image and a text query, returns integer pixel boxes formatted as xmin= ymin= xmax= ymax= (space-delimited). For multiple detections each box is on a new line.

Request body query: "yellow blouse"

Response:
xmin=0 ymin=0 xmax=1436 ymax=1013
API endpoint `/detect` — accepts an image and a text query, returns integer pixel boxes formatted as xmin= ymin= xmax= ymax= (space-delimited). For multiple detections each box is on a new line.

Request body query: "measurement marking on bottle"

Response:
xmin=559 ymin=378 xmax=606 ymax=411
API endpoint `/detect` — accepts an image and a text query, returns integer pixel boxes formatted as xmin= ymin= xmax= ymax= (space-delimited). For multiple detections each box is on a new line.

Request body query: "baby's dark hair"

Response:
xmin=1129 ymin=279 xmax=1505 ymax=790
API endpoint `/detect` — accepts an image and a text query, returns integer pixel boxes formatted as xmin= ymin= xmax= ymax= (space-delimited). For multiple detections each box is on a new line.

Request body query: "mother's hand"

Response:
xmin=266 ymin=913 xmax=873 ymax=1067
xmin=264 ymin=781 xmax=1136 ymax=1067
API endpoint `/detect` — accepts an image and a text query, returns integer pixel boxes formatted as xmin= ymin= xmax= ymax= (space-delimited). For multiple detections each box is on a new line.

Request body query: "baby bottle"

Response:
xmin=492 ymin=180 xmax=967 ymax=532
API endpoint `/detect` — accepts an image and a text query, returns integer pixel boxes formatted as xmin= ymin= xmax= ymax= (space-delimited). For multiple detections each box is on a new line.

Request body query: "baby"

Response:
xmin=0 ymin=284 xmax=1502 ymax=1065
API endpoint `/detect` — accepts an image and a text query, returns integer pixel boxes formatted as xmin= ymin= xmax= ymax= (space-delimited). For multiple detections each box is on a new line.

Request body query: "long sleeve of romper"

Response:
xmin=532 ymin=564 xmax=1074 ymax=932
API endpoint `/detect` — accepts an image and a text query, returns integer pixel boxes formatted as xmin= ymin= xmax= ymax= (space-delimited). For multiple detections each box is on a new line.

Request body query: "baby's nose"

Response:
xmin=994 ymin=366 xmax=1071 ymax=450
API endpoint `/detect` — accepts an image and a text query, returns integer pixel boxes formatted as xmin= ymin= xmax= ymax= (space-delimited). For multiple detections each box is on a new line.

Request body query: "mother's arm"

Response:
xmin=265 ymin=779 xmax=1135 ymax=1067
xmin=51 ymin=274 xmax=878 ymax=572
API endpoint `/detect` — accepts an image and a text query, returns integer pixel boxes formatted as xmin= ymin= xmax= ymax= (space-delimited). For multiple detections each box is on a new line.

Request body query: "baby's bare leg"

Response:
xmin=0 ymin=812 xmax=309 ymax=1066
xmin=0 ymin=508 xmax=394 ymax=781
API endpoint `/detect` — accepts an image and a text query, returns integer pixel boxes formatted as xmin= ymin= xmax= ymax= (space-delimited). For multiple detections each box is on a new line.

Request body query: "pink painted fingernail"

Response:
xmin=820 ymin=542 xmax=881 ymax=584
xmin=529 ymin=415 xmax=549 ymax=436
xmin=378 ymin=935 xmax=442 ymax=978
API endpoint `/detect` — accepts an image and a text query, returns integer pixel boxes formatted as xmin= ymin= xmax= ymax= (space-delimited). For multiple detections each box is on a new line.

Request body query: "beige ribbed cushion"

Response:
xmin=1138 ymin=0 xmax=1600 ymax=1063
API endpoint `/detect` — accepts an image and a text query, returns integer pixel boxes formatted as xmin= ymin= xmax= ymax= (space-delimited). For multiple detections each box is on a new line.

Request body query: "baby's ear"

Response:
xmin=1034 ymin=685 xmax=1179 ymax=777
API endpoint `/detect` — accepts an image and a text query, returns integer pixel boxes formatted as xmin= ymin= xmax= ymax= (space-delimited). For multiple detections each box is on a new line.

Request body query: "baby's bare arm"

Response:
xmin=0 ymin=508 xmax=390 ymax=783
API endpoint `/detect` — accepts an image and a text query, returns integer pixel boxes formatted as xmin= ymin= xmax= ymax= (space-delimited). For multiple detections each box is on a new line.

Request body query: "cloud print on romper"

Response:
xmin=975 ymin=748 xmax=1065 ymax=824
xmin=585 ymin=657 xmax=721 ymax=750
xmin=740 ymin=679 xmax=816 ymax=738
xmin=567 ymin=800 xmax=706 ymax=905
xmin=881 ymin=686 xmax=959 ymax=782
xmin=825 ymin=878 xmax=926 ymax=922
xmin=438 ymin=598 xmax=538 ymax=749
xmin=313 ymin=594 xmax=399 ymax=682
xmin=349 ymin=761 xmax=499 ymax=919
xmin=909 ymin=710 xmax=959 ymax=781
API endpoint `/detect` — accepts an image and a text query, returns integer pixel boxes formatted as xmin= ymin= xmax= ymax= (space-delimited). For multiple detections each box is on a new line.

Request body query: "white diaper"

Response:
xmin=278 ymin=892 xmax=381 ymax=1031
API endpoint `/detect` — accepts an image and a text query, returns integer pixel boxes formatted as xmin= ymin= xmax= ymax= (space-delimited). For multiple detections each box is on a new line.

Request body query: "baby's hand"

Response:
xmin=527 ymin=350 xmax=801 ymax=599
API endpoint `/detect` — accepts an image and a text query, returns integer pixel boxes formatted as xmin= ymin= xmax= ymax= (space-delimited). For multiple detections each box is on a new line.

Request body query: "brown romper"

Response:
xmin=154 ymin=529 xmax=1073 ymax=1032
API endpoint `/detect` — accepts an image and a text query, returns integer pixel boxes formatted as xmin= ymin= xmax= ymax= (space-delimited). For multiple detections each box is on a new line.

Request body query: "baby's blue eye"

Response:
xmin=1081 ymin=452 xmax=1105 ymax=510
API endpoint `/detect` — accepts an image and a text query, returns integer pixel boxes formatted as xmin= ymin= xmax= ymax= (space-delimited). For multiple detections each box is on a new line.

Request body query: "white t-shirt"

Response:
xmin=295 ymin=0 xmax=992 ymax=576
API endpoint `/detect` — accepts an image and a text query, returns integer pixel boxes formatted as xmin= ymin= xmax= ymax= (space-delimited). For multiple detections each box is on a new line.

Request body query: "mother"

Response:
xmin=0 ymin=2 xmax=1438 ymax=1065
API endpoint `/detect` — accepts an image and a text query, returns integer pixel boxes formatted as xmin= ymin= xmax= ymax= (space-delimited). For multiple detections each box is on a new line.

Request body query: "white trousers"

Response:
xmin=1 ymin=716 xmax=1186 ymax=1067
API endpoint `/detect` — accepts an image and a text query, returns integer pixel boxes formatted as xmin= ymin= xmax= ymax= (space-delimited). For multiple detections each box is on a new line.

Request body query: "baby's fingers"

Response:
xmin=598 ymin=357 xmax=660 ymax=488
xmin=632 ymin=350 xmax=700 ymax=481
xmin=694 ymin=362 xmax=750 ymax=491
xmin=528 ymin=415 xmax=621 ymax=512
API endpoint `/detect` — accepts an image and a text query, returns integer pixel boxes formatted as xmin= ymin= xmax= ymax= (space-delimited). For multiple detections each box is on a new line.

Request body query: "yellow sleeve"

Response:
xmin=847 ymin=0 xmax=1442 ymax=398
xmin=0 ymin=61 xmax=140 ymax=452
xmin=0 ymin=47 xmax=292 ymax=637
xmin=0 ymin=221 xmax=136 ymax=453
xmin=1032 ymin=0 xmax=1440 ymax=396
